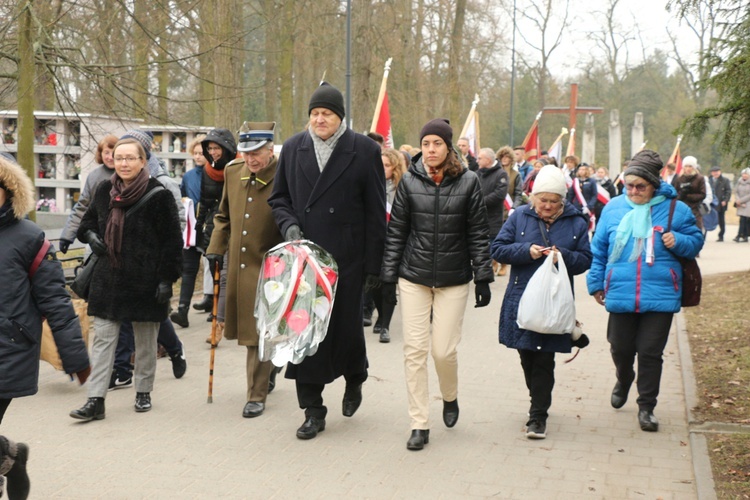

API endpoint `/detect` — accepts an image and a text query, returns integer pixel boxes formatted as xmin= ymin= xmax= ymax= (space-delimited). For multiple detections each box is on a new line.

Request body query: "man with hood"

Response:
xmin=0 ymin=152 xmax=91 ymax=423
xmin=269 ymin=82 xmax=387 ymax=440
xmin=206 ymin=122 xmax=284 ymax=418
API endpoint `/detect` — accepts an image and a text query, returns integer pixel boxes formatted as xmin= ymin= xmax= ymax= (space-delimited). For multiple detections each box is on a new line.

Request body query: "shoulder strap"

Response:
xmin=537 ymin=218 xmax=551 ymax=247
xmin=126 ymin=185 xmax=165 ymax=219
xmin=29 ymin=239 xmax=51 ymax=279
xmin=667 ymin=198 xmax=677 ymax=233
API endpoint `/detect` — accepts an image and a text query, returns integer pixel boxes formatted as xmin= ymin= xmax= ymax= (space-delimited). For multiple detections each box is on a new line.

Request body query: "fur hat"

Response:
xmin=625 ymin=149 xmax=663 ymax=188
xmin=532 ymin=165 xmax=568 ymax=198
xmin=0 ymin=154 xmax=35 ymax=219
xmin=420 ymin=118 xmax=453 ymax=150
xmin=121 ymin=130 xmax=154 ymax=159
xmin=308 ymin=82 xmax=345 ymax=120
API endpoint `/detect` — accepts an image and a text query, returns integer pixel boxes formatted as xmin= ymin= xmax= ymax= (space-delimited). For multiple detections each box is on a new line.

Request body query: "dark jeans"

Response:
xmin=178 ymin=247 xmax=202 ymax=308
xmin=717 ymin=206 xmax=726 ymax=238
xmin=738 ymin=216 xmax=749 ymax=239
xmin=0 ymin=398 xmax=11 ymax=425
xmin=296 ymin=371 xmax=368 ymax=419
xmin=372 ymin=286 xmax=396 ymax=329
xmin=113 ymin=319 xmax=183 ymax=376
xmin=518 ymin=350 xmax=555 ymax=422
xmin=607 ymin=312 xmax=673 ymax=411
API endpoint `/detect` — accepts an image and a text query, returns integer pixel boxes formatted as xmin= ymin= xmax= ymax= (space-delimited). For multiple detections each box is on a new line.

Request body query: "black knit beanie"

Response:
xmin=308 ymin=82 xmax=345 ymax=120
xmin=420 ymin=118 xmax=453 ymax=150
xmin=624 ymin=149 xmax=663 ymax=188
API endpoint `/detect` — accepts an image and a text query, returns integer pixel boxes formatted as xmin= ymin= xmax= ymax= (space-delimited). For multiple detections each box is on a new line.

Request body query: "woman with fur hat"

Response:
xmin=0 ymin=154 xmax=91 ymax=425
xmin=381 ymin=118 xmax=494 ymax=450
xmin=492 ymin=164 xmax=592 ymax=440
xmin=588 ymin=149 xmax=703 ymax=433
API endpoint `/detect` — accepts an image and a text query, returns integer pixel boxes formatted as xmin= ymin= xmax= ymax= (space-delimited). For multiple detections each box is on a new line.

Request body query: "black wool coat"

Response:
xmin=476 ymin=163 xmax=509 ymax=239
xmin=269 ymin=128 xmax=387 ymax=385
xmin=77 ymin=178 xmax=183 ymax=322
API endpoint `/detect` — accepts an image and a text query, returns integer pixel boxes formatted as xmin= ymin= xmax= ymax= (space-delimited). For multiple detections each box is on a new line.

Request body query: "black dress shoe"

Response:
xmin=296 ymin=417 xmax=326 ymax=440
xmin=342 ymin=383 xmax=363 ymax=417
xmin=192 ymin=295 xmax=213 ymax=312
xmin=268 ymin=365 xmax=282 ymax=393
xmin=406 ymin=429 xmax=430 ymax=450
xmin=638 ymin=409 xmax=659 ymax=432
xmin=379 ymin=328 xmax=391 ymax=343
xmin=70 ymin=397 xmax=105 ymax=421
xmin=242 ymin=401 xmax=265 ymax=418
xmin=443 ymin=399 xmax=459 ymax=427
xmin=170 ymin=306 xmax=189 ymax=328
xmin=611 ymin=381 xmax=631 ymax=409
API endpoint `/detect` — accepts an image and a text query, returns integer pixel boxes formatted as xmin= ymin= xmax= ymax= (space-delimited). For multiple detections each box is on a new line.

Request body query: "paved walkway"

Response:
xmin=4 ymin=225 xmax=749 ymax=499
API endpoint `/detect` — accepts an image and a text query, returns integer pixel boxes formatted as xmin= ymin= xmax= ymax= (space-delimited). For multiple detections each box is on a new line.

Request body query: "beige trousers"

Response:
xmin=246 ymin=346 xmax=273 ymax=402
xmin=398 ymin=279 xmax=469 ymax=429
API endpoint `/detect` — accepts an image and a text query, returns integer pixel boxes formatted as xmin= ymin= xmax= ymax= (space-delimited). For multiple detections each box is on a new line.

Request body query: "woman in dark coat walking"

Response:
xmin=492 ymin=165 xmax=592 ymax=440
xmin=0 ymin=154 xmax=90 ymax=425
xmin=269 ymin=82 xmax=387 ymax=440
xmin=70 ymin=138 xmax=182 ymax=421
xmin=381 ymin=119 xmax=494 ymax=451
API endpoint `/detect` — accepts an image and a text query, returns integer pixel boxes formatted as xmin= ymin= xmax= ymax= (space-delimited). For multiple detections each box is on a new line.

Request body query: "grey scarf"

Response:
xmin=310 ymin=120 xmax=347 ymax=172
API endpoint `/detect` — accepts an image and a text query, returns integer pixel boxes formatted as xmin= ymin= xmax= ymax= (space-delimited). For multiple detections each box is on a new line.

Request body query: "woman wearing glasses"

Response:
xmin=70 ymin=138 xmax=183 ymax=421
xmin=587 ymin=150 xmax=703 ymax=433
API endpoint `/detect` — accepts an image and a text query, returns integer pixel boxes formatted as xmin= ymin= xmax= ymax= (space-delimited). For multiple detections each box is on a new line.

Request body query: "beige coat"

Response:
xmin=207 ymin=157 xmax=283 ymax=345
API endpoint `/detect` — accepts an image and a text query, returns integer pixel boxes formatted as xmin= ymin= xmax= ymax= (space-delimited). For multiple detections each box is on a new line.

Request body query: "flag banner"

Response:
xmin=547 ymin=127 xmax=568 ymax=161
xmin=596 ymin=184 xmax=611 ymax=205
xmin=665 ymin=135 xmax=683 ymax=178
xmin=463 ymin=110 xmax=478 ymax=156
xmin=375 ymin=90 xmax=394 ymax=148
xmin=521 ymin=112 xmax=542 ymax=162
xmin=504 ymin=193 xmax=514 ymax=217
xmin=565 ymin=128 xmax=576 ymax=158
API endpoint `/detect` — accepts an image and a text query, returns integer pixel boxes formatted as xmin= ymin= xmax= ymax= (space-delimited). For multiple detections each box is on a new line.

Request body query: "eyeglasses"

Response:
xmin=207 ymin=146 xmax=223 ymax=152
xmin=625 ymin=182 xmax=650 ymax=192
xmin=113 ymin=156 xmax=142 ymax=164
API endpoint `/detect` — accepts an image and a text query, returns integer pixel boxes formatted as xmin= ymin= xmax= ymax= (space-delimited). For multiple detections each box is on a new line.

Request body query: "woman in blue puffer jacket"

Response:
xmin=587 ymin=149 xmax=703 ymax=433
xmin=492 ymin=165 xmax=592 ymax=440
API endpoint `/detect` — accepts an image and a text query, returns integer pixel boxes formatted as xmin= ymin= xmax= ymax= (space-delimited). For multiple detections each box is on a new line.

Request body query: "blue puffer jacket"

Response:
xmin=180 ymin=165 xmax=202 ymax=215
xmin=492 ymin=203 xmax=592 ymax=353
xmin=586 ymin=182 xmax=703 ymax=313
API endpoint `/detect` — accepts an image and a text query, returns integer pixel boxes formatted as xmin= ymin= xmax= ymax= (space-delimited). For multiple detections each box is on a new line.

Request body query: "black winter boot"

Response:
xmin=192 ymin=295 xmax=213 ymax=313
xmin=6 ymin=442 xmax=30 ymax=500
xmin=69 ymin=397 xmax=105 ymax=421
xmin=170 ymin=306 xmax=190 ymax=328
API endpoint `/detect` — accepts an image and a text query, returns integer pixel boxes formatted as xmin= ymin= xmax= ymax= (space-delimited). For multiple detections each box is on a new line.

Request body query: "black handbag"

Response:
xmin=70 ymin=253 xmax=98 ymax=300
xmin=667 ymin=199 xmax=702 ymax=307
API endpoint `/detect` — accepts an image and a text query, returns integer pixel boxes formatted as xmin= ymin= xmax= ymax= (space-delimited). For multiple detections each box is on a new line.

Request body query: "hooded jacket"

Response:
xmin=587 ymin=182 xmax=704 ymax=314
xmin=381 ymin=153 xmax=494 ymax=288
xmin=0 ymin=158 xmax=89 ymax=398
xmin=197 ymin=129 xmax=237 ymax=249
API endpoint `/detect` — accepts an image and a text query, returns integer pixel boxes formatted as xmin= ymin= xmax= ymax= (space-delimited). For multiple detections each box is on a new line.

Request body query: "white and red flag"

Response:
xmin=370 ymin=57 xmax=394 ymax=148
xmin=521 ymin=111 xmax=542 ymax=162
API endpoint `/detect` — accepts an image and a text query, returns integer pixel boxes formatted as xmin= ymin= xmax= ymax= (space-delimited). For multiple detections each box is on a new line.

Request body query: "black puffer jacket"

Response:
xmin=381 ymin=153 xmax=494 ymax=287
xmin=197 ymin=129 xmax=237 ymax=249
xmin=0 ymin=158 xmax=89 ymax=398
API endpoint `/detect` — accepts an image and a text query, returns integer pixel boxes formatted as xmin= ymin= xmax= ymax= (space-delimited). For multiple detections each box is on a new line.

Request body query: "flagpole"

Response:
xmin=547 ymin=127 xmax=568 ymax=151
xmin=521 ymin=111 xmax=543 ymax=147
xmin=566 ymin=128 xmax=577 ymax=157
xmin=667 ymin=135 xmax=683 ymax=163
xmin=460 ymin=94 xmax=480 ymax=138
xmin=475 ymin=111 xmax=481 ymax=152
xmin=370 ymin=58 xmax=393 ymax=132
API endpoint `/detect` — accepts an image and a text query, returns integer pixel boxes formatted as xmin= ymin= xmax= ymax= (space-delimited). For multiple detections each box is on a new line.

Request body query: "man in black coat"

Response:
xmin=269 ymin=82 xmax=387 ymax=440
xmin=709 ymin=166 xmax=732 ymax=241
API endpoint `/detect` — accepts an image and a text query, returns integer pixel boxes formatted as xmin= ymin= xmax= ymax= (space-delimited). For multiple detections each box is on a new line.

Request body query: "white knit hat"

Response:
xmin=683 ymin=155 xmax=698 ymax=168
xmin=532 ymin=165 xmax=568 ymax=198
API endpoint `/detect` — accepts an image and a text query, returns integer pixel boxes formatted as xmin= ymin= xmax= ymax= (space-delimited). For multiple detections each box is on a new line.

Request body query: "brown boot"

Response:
xmin=206 ymin=321 xmax=224 ymax=345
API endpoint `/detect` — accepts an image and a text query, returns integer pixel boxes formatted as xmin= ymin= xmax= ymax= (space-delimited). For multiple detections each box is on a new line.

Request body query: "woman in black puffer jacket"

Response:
xmin=380 ymin=119 xmax=494 ymax=451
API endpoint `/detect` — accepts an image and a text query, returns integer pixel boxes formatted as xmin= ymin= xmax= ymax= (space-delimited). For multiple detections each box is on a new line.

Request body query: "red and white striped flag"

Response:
xmin=521 ymin=112 xmax=542 ymax=162
xmin=370 ymin=58 xmax=394 ymax=148
xmin=664 ymin=135 xmax=683 ymax=178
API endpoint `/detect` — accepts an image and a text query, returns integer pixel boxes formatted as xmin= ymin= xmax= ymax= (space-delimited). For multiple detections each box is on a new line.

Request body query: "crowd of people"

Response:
xmin=3 ymin=81 xmax=741 ymax=495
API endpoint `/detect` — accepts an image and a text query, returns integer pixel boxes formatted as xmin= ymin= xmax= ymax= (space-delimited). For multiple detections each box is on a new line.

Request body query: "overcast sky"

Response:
xmin=512 ymin=0 xmax=700 ymax=79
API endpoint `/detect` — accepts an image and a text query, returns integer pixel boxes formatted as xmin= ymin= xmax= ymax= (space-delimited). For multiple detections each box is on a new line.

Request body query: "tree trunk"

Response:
xmin=448 ymin=0 xmax=467 ymax=126
xmin=17 ymin=1 xmax=36 ymax=220
xmin=279 ymin=0 xmax=295 ymax=140
xmin=264 ymin=0 xmax=279 ymax=124
xmin=133 ymin=0 xmax=150 ymax=118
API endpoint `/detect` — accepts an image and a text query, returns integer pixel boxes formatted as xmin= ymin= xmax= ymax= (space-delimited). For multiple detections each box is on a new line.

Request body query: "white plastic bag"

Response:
xmin=516 ymin=250 xmax=576 ymax=334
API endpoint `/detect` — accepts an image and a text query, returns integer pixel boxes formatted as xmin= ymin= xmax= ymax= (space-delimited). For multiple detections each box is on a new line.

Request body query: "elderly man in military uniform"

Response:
xmin=206 ymin=122 xmax=283 ymax=418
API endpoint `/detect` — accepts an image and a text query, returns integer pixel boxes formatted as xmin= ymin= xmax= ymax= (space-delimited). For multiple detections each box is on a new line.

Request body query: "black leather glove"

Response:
xmin=58 ymin=238 xmax=73 ymax=254
xmin=363 ymin=274 xmax=381 ymax=293
xmin=155 ymin=281 xmax=172 ymax=304
xmin=285 ymin=224 xmax=304 ymax=241
xmin=474 ymin=282 xmax=491 ymax=308
xmin=382 ymin=282 xmax=398 ymax=306
xmin=205 ymin=253 xmax=224 ymax=275
xmin=84 ymin=230 xmax=107 ymax=256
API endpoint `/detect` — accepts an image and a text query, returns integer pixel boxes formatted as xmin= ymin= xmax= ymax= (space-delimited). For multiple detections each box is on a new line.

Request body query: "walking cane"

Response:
xmin=207 ymin=261 xmax=221 ymax=403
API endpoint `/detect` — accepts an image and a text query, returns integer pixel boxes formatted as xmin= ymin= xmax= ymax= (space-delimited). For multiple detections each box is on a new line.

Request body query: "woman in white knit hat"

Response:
xmin=491 ymin=165 xmax=592 ymax=439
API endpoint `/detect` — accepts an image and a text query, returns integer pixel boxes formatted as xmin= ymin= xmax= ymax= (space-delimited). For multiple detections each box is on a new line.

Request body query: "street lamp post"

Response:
xmin=509 ymin=0 xmax=517 ymax=146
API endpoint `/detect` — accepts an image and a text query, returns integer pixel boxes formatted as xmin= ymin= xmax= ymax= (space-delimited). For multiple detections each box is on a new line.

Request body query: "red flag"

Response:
xmin=521 ymin=118 xmax=540 ymax=162
xmin=374 ymin=90 xmax=394 ymax=148
xmin=667 ymin=143 xmax=682 ymax=177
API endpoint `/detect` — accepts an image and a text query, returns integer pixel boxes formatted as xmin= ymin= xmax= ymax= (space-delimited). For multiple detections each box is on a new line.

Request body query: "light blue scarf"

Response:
xmin=609 ymin=194 xmax=666 ymax=263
